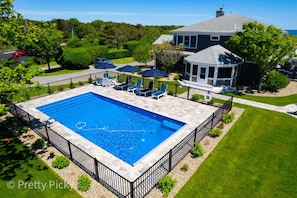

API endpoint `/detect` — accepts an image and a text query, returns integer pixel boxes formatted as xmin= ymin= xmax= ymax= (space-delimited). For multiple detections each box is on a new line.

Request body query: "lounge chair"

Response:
xmin=138 ymin=81 xmax=155 ymax=96
xmin=152 ymin=83 xmax=167 ymax=99
xmin=115 ymin=76 xmax=131 ymax=90
xmin=101 ymin=77 xmax=110 ymax=86
xmin=94 ymin=75 xmax=102 ymax=86
xmin=127 ymin=79 xmax=143 ymax=94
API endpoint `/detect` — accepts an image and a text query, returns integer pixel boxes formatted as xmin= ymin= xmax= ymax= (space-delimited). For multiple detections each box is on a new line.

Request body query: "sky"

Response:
xmin=13 ymin=0 xmax=297 ymax=30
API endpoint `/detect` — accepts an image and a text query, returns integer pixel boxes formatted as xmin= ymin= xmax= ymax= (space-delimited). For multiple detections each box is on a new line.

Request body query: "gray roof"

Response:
xmin=184 ymin=44 xmax=243 ymax=65
xmin=172 ymin=13 xmax=255 ymax=35
xmin=152 ymin=34 xmax=173 ymax=45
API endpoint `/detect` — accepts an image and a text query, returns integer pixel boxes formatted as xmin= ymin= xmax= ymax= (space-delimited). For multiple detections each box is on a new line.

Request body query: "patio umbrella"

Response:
xmin=141 ymin=68 xmax=168 ymax=78
xmin=141 ymin=68 xmax=168 ymax=89
xmin=94 ymin=62 xmax=116 ymax=69
xmin=117 ymin=65 xmax=140 ymax=73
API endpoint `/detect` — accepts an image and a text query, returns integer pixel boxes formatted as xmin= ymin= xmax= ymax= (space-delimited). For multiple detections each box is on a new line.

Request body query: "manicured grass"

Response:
xmin=0 ymin=120 xmax=82 ymax=198
xmin=224 ymin=92 xmax=297 ymax=106
xmin=176 ymin=105 xmax=297 ymax=197
xmin=111 ymin=57 xmax=135 ymax=64
xmin=40 ymin=68 xmax=88 ymax=76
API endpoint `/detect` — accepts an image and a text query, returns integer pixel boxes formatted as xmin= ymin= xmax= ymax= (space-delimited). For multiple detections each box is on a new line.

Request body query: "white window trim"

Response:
xmin=177 ymin=34 xmax=197 ymax=49
xmin=210 ymin=35 xmax=220 ymax=41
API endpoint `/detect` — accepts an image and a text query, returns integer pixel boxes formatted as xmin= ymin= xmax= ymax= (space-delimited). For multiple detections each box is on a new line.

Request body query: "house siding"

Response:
xmin=197 ymin=35 xmax=231 ymax=51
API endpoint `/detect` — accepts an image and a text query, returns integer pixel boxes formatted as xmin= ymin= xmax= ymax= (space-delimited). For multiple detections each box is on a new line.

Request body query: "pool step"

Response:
xmin=37 ymin=92 xmax=95 ymax=114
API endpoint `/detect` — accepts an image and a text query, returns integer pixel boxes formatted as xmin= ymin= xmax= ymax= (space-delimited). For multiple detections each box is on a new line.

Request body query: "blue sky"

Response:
xmin=13 ymin=0 xmax=297 ymax=29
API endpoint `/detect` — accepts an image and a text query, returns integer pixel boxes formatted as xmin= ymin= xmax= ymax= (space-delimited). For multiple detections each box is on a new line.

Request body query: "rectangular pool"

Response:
xmin=37 ymin=92 xmax=185 ymax=165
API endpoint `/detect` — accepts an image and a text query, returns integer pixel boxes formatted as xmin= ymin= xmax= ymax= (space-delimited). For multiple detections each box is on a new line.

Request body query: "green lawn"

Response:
xmin=176 ymin=105 xmax=297 ymax=198
xmin=224 ymin=92 xmax=297 ymax=106
xmin=0 ymin=120 xmax=82 ymax=198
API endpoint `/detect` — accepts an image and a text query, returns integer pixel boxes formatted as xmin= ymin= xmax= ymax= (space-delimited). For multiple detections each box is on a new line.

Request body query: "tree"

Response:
xmin=226 ymin=21 xmax=296 ymax=92
xmin=0 ymin=0 xmax=42 ymax=109
xmin=133 ymin=43 xmax=153 ymax=65
xmin=16 ymin=22 xmax=63 ymax=70
xmin=154 ymin=41 xmax=184 ymax=73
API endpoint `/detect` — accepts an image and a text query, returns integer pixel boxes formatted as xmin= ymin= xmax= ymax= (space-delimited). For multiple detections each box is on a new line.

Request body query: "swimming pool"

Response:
xmin=37 ymin=92 xmax=185 ymax=165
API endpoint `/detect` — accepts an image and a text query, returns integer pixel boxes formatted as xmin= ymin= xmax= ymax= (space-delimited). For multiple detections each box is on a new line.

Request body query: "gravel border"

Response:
xmin=14 ymin=107 xmax=243 ymax=198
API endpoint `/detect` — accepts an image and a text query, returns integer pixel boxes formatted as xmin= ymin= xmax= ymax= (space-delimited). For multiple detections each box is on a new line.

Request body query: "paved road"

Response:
xmin=32 ymin=60 xmax=155 ymax=86
xmin=32 ymin=62 xmax=297 ymax=118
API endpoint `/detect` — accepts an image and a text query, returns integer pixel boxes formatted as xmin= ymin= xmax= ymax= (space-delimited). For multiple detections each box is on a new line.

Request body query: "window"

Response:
xmin=208 ymin=67 xmax=215 ymax=78
xmin=200 ymin=67 xmax=206 ymax=79
xmin=210 ymin=35 xmax=220 ymax=41
xmin=193 ymin=64 xmax=198 ymax=75
xmin=190 ymin=36 xmax=196 ymax=48
xmin=218 ymin=68 xmax=232 ymax=78
xmin=178 ymin=35 xmax=183 ymax=44
xmin=184 ymin=36 xmax=190 ymax=46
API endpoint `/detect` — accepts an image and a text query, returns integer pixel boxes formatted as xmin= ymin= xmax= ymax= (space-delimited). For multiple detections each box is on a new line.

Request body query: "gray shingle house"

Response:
xmin=153 ymin=9 xmax=257 ymax=93
xmin=171 ymin=11 xmax=255 ymax=52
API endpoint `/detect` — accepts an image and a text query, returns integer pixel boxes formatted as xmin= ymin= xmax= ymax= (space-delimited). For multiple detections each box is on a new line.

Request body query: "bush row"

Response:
xmin=55 ymin=46 xmax=131 ymax=69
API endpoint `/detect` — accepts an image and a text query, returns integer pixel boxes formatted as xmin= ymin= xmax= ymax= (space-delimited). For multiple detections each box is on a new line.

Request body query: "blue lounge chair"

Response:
xmin=127 ymin=79 xmax=143 ymax=93
xmin=152 ymin=83 xmax=167 ymax=99
xmin=138 ymin=81 xmax=155 ymax=96
xmin=115 ymin=76 xmax=132 ymax=90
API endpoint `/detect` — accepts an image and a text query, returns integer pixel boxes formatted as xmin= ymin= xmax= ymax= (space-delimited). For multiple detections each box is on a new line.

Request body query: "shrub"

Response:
xmin=107 ymin=49 xmax=130 ymax=59
xmin=88 ymin=77 xmax=93 ymax=84
xmin=174 ymin=74 xmax=180 ymax=80
xmin=123 ymin=40 xmax=143 ymax=55
xmin=167 ymin=89 xmax=175 ymax=96
xmin=77 ymin=174 xmax=91 ymax=192
xmin=78 ymin=81 xmax=83 ymax=86
xmin=59 ymin=47 xmax=92 ymax=69
xmin=222 ymin=112 xmax=235 ymax=124
xmin=263 ymin=70 xmax=290 ymax=92
xmin=191 ymin=94 xmax=200 ymax=101
xmin=181 ymin=164 xmax=188 ymax=172
xmin=207 ymin=99 xmax=214 ymax=105
xmin=52 ymin=156 xmax=70 ymax=169
xmin=191 ymin=142 xmax=204 ymax=157
xmin=209 ymin=128 xmax=223 ymax=137
xmin=158 ymin=174 xmax=177 ymax=197
xmin=0 ymin=104 xmax=9 ymax=116
xmin=217 ymin=122 xmax=224 ymax=129
xmin=32 ymin=138 xmax=45 ymax=150
xmin=18 ymin=126 xmax=29 ymax=134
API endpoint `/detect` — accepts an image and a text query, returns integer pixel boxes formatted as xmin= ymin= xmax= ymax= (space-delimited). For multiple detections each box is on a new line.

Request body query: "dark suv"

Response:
xmin=93 ymin=58 xmax=112 ymax=65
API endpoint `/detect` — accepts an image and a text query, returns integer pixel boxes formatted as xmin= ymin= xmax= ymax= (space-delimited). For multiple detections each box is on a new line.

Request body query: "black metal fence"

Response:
xmin=4 ymin=73 xmax=233 ymax=197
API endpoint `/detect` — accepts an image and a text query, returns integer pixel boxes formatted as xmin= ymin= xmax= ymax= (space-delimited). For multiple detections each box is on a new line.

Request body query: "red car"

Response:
xmin=12 ymin=50 xmax=26 ymax=56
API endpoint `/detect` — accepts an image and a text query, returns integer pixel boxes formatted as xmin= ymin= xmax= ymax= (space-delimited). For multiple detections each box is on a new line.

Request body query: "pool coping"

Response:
xmin=18 ymin=84 xmax=218 ymax=181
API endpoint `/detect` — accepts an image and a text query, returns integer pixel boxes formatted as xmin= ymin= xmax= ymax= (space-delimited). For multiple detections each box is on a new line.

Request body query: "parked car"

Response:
xmin=93 ymin=57 xmax=112 ymax=65
xmin=12 ymin=50 xmax=26 ymax=56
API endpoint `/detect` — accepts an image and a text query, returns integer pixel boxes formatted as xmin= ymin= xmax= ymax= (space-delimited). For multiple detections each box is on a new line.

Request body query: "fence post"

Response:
xmin=130 ymin=182 xmax=134 ymax=198
xmin=27 ymin=113 xmax=32 ymax=128
xmin=67 ymin=140 xmax=73 ymax=160
xmin=193 ymin=127 xmax=197 ymax=144
xmin=14 ymin=104 xmax=19 ymax=118
xmin=70 ymin=78 xmax=73 ymax=89
xmin=94 ymin=158 xmax=99 ymax=181
xmin=211 ymin=113 xmax=215 ymax=128
xmin=44 ymin=125 xmax=50 ymax=143
xmin=47 ymin=83 xmax=51 ymax=94
xmin=187 ymin=87 xmax=190 ymax=100
xmin=169 ymin=149 xmax=172 ymax=172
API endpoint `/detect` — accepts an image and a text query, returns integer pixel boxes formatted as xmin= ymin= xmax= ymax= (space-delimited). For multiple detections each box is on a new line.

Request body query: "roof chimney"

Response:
xmin=216 ymin=7 xmax=224 ymax=17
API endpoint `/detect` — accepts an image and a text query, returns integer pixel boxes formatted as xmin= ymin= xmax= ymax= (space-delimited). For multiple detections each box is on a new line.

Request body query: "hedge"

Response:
xmin=59 ymin=47 xmax=92 ymax=69
xmin=107 ymin=48 xmax=130 ymax=59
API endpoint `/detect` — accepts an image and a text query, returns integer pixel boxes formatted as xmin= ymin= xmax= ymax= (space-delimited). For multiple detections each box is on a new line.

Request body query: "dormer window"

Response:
xmin=210 ymin=35 xmax=220 ymax=41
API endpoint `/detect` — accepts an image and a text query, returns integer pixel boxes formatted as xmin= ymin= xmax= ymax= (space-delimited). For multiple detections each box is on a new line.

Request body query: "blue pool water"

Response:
xmin=37 ymin=92 xmax=185 ymax=165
